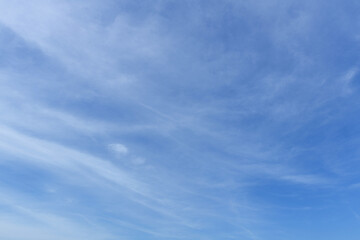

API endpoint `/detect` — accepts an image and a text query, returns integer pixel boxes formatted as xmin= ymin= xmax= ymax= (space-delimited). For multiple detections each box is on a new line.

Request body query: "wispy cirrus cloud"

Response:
xmin=1 ymin=0 xmax=360 ymax=239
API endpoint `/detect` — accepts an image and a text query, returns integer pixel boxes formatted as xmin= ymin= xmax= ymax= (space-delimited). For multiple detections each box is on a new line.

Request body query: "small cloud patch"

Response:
xmin=108 ymin=143 xmax=128 ymax=155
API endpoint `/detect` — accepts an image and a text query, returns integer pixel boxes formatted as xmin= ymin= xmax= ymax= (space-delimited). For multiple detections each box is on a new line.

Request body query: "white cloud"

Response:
xmin=0 ymin=0 xmax=167 ymax=83
xmin=0 ymin=125 xmax=144 ymax=195
xmin=0 ymin=1 xmax=355 ymax=238
xmin=109 ymin=143 xmax=129 ymax=155
xmin=340 ymin=67 xmax=358 ymax=95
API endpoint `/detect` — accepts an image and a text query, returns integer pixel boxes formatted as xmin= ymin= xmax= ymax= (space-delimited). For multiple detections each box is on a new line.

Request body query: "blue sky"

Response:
xmin=0 ymin=0 xmax=360 ymax=239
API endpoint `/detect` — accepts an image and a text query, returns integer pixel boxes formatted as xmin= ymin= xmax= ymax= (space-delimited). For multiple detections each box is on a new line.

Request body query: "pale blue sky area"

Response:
xmin=1 ymin=1 xmax=360 ymax=239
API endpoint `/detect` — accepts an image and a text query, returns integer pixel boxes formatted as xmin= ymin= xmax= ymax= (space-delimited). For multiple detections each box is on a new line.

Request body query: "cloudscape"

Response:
xmin=0 ymin=1 xmax=360 ymax=239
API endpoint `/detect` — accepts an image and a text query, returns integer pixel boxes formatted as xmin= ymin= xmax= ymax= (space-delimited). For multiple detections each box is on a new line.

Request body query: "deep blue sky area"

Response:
xmin=1 ymin=1 xmax=360 ymax=239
